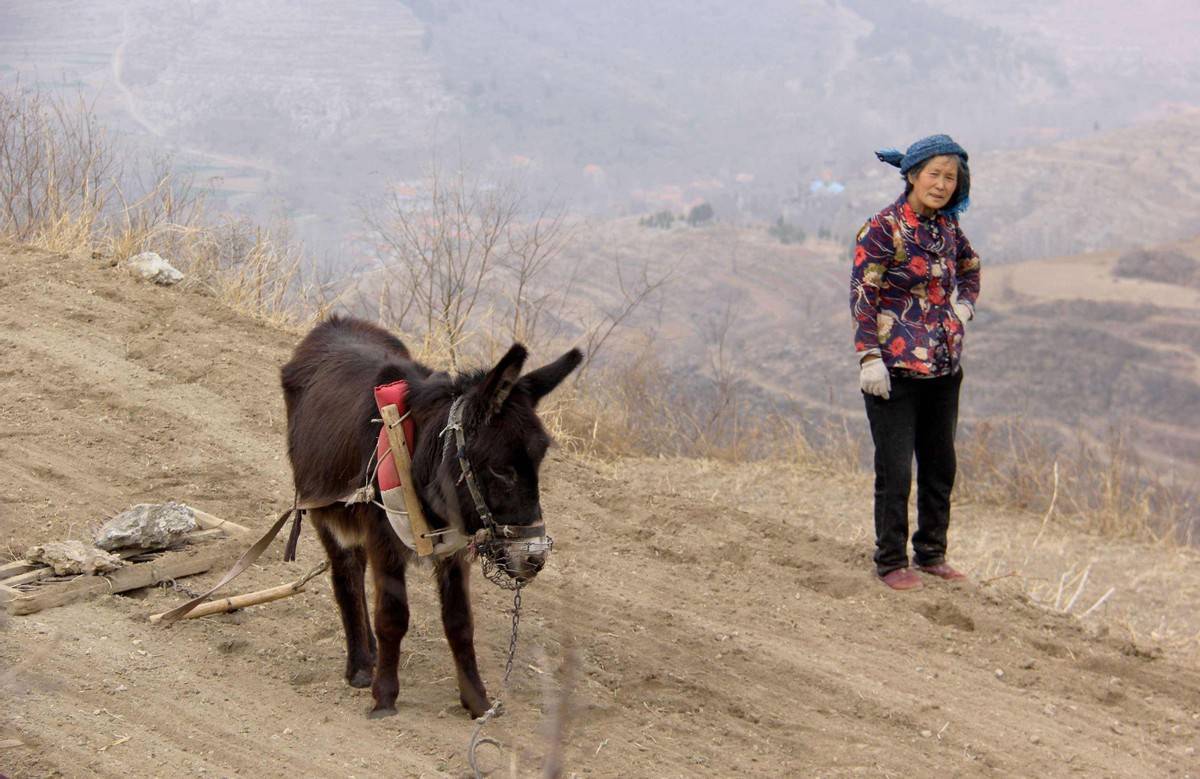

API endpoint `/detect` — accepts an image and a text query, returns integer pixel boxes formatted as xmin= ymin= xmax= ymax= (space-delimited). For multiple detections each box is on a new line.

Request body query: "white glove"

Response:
xmin=859 ymin=357 xmax=891 ymax=399
xmin=953 ymin=301 xmax=974 ymax=322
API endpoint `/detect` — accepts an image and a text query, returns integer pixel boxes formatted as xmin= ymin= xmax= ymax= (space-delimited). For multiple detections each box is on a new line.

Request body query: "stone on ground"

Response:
xmin=125 ymin=252 xmax=183 ymax=285
xmin=25 ymin=541 xmax=125 ymax=575
xmin=94 ymin=501 xmax=198 ymax=551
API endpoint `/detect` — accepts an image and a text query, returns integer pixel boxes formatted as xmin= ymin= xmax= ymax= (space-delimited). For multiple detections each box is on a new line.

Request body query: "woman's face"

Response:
xmin=907 ymin=155 xmax=959 ymax=215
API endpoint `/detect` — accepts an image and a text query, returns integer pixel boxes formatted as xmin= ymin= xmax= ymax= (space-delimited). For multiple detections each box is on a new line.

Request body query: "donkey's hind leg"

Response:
xmin=436 ymin=552 xmax=490 ymax=718
xmin=365 ymin=513 xmax=410 ymax=717
xmin=312 ymin=507 xmax=375 ymax=688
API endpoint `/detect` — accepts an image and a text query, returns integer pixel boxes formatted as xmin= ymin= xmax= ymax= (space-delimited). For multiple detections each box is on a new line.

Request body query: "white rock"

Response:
xmin=26 ymin=541 xmax=124 ymax=575
xmin=95 ymin=501 xmax=198 ymax=551
xmin=126 ymin=252 xmax=183 ymax=285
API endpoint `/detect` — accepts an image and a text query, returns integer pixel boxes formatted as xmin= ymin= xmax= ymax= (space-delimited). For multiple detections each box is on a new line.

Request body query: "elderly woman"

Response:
xmin=850 ymin=134 xmax=981 ymax=591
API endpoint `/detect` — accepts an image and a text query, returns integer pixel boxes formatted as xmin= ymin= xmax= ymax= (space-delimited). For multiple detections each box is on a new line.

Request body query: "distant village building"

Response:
xmin=582 ymin=163 xmax=606 ymax=185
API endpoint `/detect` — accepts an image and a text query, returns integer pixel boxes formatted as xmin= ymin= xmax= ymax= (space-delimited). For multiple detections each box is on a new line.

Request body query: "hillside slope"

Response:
xmin=1 ymin=243 xmax=1198 ymax=777
xmin=978 ymin=237 xmax=1200 ymax=474
xmin=550 ymin=221 xmax=1200 ymax=491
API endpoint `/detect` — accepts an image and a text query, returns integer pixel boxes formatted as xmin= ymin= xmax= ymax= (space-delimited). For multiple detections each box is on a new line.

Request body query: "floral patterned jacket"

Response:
xmin=850 ymin=196 xmax=981 ymax=377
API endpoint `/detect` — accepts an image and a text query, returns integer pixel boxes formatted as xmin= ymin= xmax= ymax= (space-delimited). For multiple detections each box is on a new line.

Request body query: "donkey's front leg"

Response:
xmin=366 ymin=529 xmax=410 ymax=718
xmin=436 ymin=553 xmax=490 ymax=718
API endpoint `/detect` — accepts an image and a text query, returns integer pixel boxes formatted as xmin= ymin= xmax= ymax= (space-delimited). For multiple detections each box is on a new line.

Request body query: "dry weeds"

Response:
xmin=3 ymin=83 xmax=1194 ymax=625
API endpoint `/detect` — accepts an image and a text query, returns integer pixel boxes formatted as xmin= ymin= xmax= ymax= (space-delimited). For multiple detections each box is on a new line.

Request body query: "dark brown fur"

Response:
xmin=280 ymin=315 xmax=580 ymax=717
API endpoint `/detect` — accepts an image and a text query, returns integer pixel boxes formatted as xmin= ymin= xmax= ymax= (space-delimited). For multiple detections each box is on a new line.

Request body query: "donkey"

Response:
xmin=280 ymin=315 xmax=581 ymax=717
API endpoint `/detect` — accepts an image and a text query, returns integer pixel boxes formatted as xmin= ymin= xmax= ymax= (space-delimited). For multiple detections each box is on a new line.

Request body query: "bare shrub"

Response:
xmin=573 ymin=256 xmax=671 ymax=384
xmin=178 ymin=218 xmax=339 ymax=326
xmin=106 ymin=161 xmax=206 ymax=263
xmin=0 ymin=83 xmax=336 ymax=326
xmin=362 ymin=163 xmax=577 ymax=370
xmin=0 ymin=85 xmax=115 ymax=252
xmin=556 ymin=335 xmax=859 ymax=473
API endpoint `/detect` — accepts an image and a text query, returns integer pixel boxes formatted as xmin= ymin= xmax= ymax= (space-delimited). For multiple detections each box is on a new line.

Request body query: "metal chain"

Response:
xmin=503 ymin=586 xmax=522 ymax=684
xmin=160 ymin=577 xmax=204 ymax=600
xmin=442 ymin=395 xmax=542 ymax=776
xmin=468 ymin=584 xmax=525 ymax=778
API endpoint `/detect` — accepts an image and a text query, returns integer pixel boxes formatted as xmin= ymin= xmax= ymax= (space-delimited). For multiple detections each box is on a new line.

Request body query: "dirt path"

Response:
xmin=1 ymin=243 xmax=1198 ymax=777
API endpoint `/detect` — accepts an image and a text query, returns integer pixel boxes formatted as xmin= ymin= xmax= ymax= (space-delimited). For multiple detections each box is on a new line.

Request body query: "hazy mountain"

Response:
xmin=3 ymin=1 xmax=1199 ymax=259
xmin=816 ymin=110 xmax=1200 ymax=263
xmin=3 ymin=1 xmax=1198 ymax=486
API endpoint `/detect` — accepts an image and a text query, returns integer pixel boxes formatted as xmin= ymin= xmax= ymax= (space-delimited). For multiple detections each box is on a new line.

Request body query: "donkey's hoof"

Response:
xmin=348 ymin=668 xmax=373 ymax=688
xmin=368 ymin=705 xmax=398 ymax=719
xmin=461 ymin=695 xmax=492 ymax=719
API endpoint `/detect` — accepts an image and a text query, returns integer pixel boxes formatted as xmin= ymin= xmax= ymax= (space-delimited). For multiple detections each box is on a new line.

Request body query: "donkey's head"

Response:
xmin=437 ymin=344 xmax=582 ymax=583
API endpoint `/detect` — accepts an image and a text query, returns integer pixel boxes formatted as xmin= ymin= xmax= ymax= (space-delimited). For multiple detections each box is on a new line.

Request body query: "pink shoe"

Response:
xmin=879 ymin=568 xmax=923 ymax=590
xmin=916 ymin=562 xmax=967 ymax=581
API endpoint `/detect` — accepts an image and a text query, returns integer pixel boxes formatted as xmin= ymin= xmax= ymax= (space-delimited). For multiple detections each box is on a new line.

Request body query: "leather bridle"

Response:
xmin=439 ymin=396 xmax=550 ymax=584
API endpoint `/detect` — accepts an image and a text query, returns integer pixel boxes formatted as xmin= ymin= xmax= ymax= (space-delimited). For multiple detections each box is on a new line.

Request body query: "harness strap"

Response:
xmin=441 ymin=396 xmax=495 ymax=527
xmin=283 ymin=486 xmax=376 ymax=561
xmin=283 ymin=509 xmax=303 ymax=562
xmin=155 ymin=505 xmax=297 ymax=626
xmin=493 ymin=522 xmax=545 ymax=539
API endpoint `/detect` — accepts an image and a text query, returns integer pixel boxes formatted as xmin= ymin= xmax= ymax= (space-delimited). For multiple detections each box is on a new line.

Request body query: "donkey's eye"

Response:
xmin=488 ymin=467 xmax=517 ymax=484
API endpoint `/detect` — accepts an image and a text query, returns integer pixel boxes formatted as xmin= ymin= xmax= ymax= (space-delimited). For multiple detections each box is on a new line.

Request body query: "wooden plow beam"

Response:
xmin=380 ymin=403 xmax=435 ymax=556
xmin=1 ymin=508 xmax=251 ymax=616
xmin=147 ymin=559 xmax=328 ymax=624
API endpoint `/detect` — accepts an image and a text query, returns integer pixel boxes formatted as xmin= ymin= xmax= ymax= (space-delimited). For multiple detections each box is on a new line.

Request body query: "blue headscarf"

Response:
xmin=875 ymin=134 xmax=970 ymax=216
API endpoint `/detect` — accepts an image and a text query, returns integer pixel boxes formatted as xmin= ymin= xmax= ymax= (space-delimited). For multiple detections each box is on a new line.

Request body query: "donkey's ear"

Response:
xmin=518 ymin=348 xmax=583 ymax=406
xmin=481 ymin=343 xmax=528 ymax=417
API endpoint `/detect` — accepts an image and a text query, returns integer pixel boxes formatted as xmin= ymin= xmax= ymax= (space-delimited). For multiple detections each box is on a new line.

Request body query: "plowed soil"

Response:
xmin=1 ymin=242 xmax=1198 ymax=778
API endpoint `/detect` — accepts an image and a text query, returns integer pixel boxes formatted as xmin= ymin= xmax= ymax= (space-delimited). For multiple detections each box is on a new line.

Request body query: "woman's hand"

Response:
xmin=860 ymin=356 xmax=891 ymax=399
xmin=953 ymin=301 xmax=973 ymax=323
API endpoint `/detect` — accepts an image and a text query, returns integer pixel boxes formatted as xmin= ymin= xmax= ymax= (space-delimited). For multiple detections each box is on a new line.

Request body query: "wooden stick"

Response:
xmin=190 ymin=509 xmax=252 ymax=536
xmin=1 ymin=567 xmax=57 ymax=588
xmin=148 ymin=583 xmax=297 ymax=622
xmin=1079 ymin=586 xmax=1116 ymax=619
xmin=163 ymin=527 xmax=230 ymax=545
xmin=0 ymin=560 xmax=39 ymax=579
xmin=2 ymin=529 xmax=230 ymax=590
xmin=147 ymin=560 xmax=328 ymax=623
xmin=1062 ymin=564 xmax=1092 ymax=614
xmin=381 ymin=404 xmax=435 ymax=556
xmin=0 ymin=582 xmax=22 ymax=604
xmin=6 ymin=547 xmax=227 ymax=616
xmin=1029 ymin=461 xmax=1060 ymax=554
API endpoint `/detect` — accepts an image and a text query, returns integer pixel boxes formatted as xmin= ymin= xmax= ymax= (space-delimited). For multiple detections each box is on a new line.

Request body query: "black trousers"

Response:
xmin=863 ymin=369 xmax=962 ymax=575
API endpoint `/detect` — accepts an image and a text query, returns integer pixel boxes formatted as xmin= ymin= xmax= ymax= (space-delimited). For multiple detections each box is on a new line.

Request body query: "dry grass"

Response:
xmin=963 ymin=514 xmax=1200 ymax=659
xmin=173 ymin=219 xmax=339 ymax=327
xmin=957 ymin=418 xmax=1197 ymax=544
xmin=0 ymin=85 xmax=337 ymax=329
xmin=2 ymin=82 xmax=1192 ymax=556
xmin=0 ymin=87 xmax=112 ymax=256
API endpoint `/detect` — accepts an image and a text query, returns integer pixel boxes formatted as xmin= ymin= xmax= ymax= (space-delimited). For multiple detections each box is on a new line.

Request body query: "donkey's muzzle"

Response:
xmin=511 ymin=535 xmax=552 ymax=582
xmin=475 ymin=523 xmax=552 ymax=584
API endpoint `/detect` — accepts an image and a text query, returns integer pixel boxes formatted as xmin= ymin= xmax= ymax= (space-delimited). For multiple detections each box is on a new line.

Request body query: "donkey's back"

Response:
xmin=280 ymin=316 xmax=420 ymax=504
